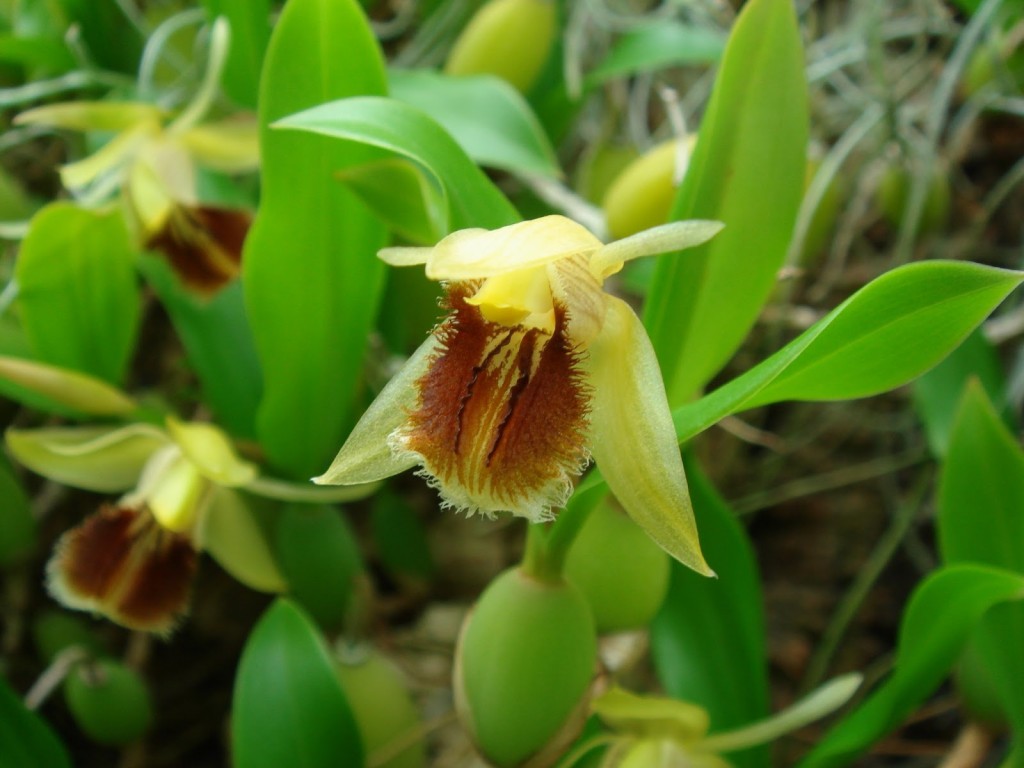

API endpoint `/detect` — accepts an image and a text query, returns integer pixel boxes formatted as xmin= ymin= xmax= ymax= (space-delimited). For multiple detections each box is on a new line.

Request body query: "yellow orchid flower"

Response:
xmin=579 ymin=676 xmax=862 ymax=768
xmin=14 ymin=18 xmax=257 ymax=295
xmin=6 ymin=418 xmax=280 ymax=634
xmin=315 ymin=215 xmax=723 ymax=575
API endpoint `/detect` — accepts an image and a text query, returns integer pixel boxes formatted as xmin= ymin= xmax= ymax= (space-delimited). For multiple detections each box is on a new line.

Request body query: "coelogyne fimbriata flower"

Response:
xmin=315 ymin=215 xmax=723 ymax=575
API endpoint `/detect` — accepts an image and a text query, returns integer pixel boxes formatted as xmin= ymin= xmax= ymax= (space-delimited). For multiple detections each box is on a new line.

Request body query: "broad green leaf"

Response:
xmin=16 ymin=203 xmax=140 ymax=385
xmin=0 ymin=676 xmax=70 ymax=768
xmin=0 ymin=454 xmax=34 ymax=565
xmin=651 ymin=456 xmax=768 ymax=768
xmin=798 ymin=565 xmax=1024 ymax=767
xmin=201 ymin=0 xmax=269 ymax=108
xmin=275 ymin=504 xmax=363 ymax=633
xmin=337 ymin=158 xmax=442 ymax=245
xmin=141 ymin=257 xmax=261 ymax=439
xmin=586 ymin=22 xmax=726 ymax=86
xmin=371 ymin=488 xmax=435 ymax=581
xmin=643 ymin=0 xmax=809 ymax=404
xmin=913 ymin=328 xmax=1010 ymax=458
xmin=389 ymin=69 xmax=561 ymax=177
xmin=232 ymin=599 xmax=364 ymax=768
xmin=275 ymin=95 xmax=519 ymax=232
xmin=671 ymin=262 xmax=1024 ymax=444
xmin=243 ymin=0 xmax=388 ymax=479
xmin=0 ymin=355 xmax=137 ymax=417
xmin=939 ymin=382 xmax=1024 ymax=731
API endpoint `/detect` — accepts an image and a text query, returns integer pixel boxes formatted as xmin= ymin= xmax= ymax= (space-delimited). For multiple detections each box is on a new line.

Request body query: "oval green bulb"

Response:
xmin=455 ymin=567 xmax=596 ymax=767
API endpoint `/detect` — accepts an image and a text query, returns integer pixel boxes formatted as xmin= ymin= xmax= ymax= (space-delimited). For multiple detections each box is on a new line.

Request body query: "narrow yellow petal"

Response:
xmin=165 ymin=417 xmax=257 ymax=487
xmin=5 ymin=424 xmax=169 ymax=492
xmin=179 ymin=118 xmax=260 ymax=173
xmin=589 ymin=220 xmax=724 ymax=280
xmin=314 ymin=334 xmax=441 ymax=485
xmin=59 ymin=123 xmax=156 ymax=193
xmin=584 ymin=297 xmax=713 ymax=576
xmin=592 ymin=687 xmax=710 ymax=742
xmin=15 ymin=101 xmax=166 ymax=132
xmin=199 ymin=487 xmax=287 ymax=593
xmin=378 ymin=246 xmax=434 ymax=267
xmin=424 ymin=216 xmax=602 ymax=281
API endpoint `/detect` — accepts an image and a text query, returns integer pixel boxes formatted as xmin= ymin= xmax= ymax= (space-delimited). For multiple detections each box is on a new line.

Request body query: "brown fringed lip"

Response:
xmin=47 ymin=504 xmax=197 ymax=635
xmin=145 ymin=205 xmax=250 ymax=296
xmin=396 ymin=282 xmax=591 ymax=520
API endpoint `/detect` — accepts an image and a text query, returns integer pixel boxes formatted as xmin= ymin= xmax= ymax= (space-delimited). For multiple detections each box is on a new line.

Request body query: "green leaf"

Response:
xmin=243 ymin=0 xmax=388 ymax=479
xmin=671 ymin=261 xmax=1024 ymax=444
xmin=16 ymin=203 xmax=140 ymax=385
xmin=938 ymin=382 xmax=1024 ymax=731
xmin=275 ymin=95 xmax=519 ymax=232
xmin=913 ymin=328 xmax=1010 ymax=458
xmin=336 ymin=158 xmax=442 ymax=245
xmin=371 ymin=488 xmax=435 ymax=582
xmin=585 ymin=22 xmax=726 ymax=86
xmin=651 ymin=456 xmax=768 ymax=768
xmin=275 ymin=504 xmax=363 ymax=633
xmin=643 ymin=0 xmax=809 ymax=404
xmin=141 ymin=257 xmax=262 ymax=439
xmin=798 ymin=564 xmax=1024 ymax=767
xmin=232 ymin=599 xmax=364 ymax=768
xmin=389 ymin=69 xmax=561 ymax=177
xmin=201 ymin=0 xmax=269 ymax=108
xmin=0 ymin=454 xmax=34 ymax=565
xmin=0 ymin=676 xmax=70 ymax=768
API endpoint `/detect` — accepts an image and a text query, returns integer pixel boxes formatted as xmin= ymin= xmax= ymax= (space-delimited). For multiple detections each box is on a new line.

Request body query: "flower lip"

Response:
xmin=47 ymin=504 xmax=197 ymax=635
xmin=393 ymin=283 xmax=590 ymax=521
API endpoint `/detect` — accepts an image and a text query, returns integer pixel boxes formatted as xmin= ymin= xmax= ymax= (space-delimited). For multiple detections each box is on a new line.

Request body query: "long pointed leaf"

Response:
xmin=232 ymin=599 xmax=363 ymax=767
xmin=643 ymin=0 xmax=808 ymax=404
xmin=243 ymin=0 xmax=388 ymax=479
xmin=798 ymin=565 xmax=1024 ymax=767
xmin=939 ymin=382 xmax=1024 ymax=732
xmin=672 ymin=261 xmax=1023 ymax=443
xmin=275 ymin=96 xmax=519 ymax=232
xmin=651 ymin=456 xmax=769 ymax=768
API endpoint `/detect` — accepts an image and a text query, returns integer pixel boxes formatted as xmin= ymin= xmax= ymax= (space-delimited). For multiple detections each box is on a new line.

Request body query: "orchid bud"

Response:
xmin=33 ymin=611 xmax=105 ymax=664
xmin=444 ymin=0 xmax=556 ymax=94
xmin=64 ymin=658 xmax=153 ymax=745
xmin=454 ymin=567 xmax=597 ymax=767
xmin=800 ymin=152 xmax=844 ymax=264
xmin=876 ymin=159 xmax=950 ymax=236
xmin=336 ymin=648 xmax=425 ymax=768
xmin=565 ymin=498 xmax=670 ymax=633
xmin=602 ymin=137 xmax=695 ymax=240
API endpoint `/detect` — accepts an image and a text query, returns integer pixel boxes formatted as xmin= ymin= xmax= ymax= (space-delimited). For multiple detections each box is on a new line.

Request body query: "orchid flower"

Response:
xmin=6 ymin=418 xmax=281 ymax=634
xmin=577 ymin=675 xmax=862 ymax=767
xmin=14 ymin=18 xmax=257 ymax=295
xmin=315 ymin=215 xmax=723 ymax=575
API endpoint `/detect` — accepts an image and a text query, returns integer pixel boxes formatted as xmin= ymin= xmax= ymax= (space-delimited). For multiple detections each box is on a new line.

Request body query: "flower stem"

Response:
xmin=520 ymin=522 xmax=559 ymax=583
xmin=520 ymin=478 xmax=607 ymax=582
